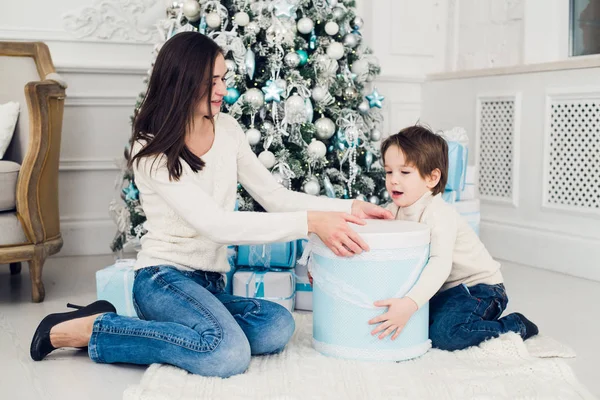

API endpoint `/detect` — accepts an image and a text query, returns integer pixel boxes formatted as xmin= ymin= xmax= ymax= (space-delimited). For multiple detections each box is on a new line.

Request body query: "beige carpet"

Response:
xmin=124 ymin=313 xmax=595 ymax=400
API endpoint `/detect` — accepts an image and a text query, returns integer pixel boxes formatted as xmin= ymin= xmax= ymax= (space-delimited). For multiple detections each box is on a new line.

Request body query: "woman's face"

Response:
xmin=196 ymin=53 xmax=228 ymax=117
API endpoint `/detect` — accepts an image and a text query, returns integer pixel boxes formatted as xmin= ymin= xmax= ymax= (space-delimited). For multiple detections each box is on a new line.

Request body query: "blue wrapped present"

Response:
xmin=232 ymin=268 xmax=296 ymax=311
xmin=96 ymin=259 xmax=137 ymax=318
xmin=446 ymin=141 xmax=468 ymax=192
xmin=224 ymin=246 xmax=237 ymax=294
xmin=294 ymin=263 xmax=313 ymax=311
xmin=442 ymin=190 xmax=457 ymax=204
xmin=237 ymin=241 xmax=297 ymax=269
xmin=297 ymin=239 xmax=308 ymax=258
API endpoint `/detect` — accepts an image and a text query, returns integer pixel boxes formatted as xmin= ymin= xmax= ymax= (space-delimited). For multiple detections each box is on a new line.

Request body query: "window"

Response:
xmin=571 ymin=0 xmax=600 ymax=56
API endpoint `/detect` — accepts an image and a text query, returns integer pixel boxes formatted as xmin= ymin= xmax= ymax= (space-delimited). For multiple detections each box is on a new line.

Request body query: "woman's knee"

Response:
xmin=251 ymin=302 xmax=295 ymax=355
xmin=185 ymin=325 xmax=251 ymax=377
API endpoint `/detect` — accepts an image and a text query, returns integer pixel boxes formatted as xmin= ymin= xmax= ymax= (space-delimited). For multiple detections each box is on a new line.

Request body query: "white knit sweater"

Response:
xmin=131 ymin=113 xmax=352 ymax=273
xmin=386 ymin=192 xmax=503 ymax=308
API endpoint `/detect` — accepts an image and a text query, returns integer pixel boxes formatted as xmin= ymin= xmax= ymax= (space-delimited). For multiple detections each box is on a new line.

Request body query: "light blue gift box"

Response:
xmin=442 ymin=190 xmax=457 ymax=204
xmin=307 ymin=220 xmax=432 ymax=362
xmin=454 ymin=199 xmax=481 ymax=236
xmin=446 ymin=141 xmax=468 ymax=193
xmin=237 ymin=241 xmax=297 ymax=269
xmin=96 ymin=259 xmax=137 ymax=318
xmin=297 ymin=239 xmax=308 ymax=258
xmin=232 ymin=268 xmax=296 ymax=312
xmin=224 ymin=246 xmax=237 ymax=294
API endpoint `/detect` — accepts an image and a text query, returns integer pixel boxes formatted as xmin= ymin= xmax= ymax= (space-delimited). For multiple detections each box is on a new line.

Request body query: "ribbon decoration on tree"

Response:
xmin=202 ymin=1 xmax=230 ymax=31
xmin=209 ymin=26 xmax=246 ymax=73
xmin=274 ymin=159 xmax=296 ymax=189
xmin=336 ymin=111 xmax=368 ymax=196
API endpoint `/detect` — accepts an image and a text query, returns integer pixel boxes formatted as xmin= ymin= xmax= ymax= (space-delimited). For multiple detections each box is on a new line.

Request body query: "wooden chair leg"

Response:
xmin=28 ymin=246 xmax=47 ymax=303
xmin=9 ymin=262 xmax=22 ymax=275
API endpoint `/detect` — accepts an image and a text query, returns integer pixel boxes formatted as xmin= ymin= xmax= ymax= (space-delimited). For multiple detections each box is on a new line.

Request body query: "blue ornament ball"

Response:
xmin=224 ymin=87 xmax=240 ymax=105
xmin=296 ymin=49 xmax=308 ymax=66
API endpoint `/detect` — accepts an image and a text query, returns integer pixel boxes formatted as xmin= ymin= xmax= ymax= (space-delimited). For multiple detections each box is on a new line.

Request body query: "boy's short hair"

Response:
xmin=380 ymin=125 xmax=449 ymax=196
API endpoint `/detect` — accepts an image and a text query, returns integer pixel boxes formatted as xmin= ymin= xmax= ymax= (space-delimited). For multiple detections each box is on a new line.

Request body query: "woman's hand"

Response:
xmin=351 ymin=200 xmax=395 ymax=220
xmin=307 ymin=211 xmax=369 ymax=257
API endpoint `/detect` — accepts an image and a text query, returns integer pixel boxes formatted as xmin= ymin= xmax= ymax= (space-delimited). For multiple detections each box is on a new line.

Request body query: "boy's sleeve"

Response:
xmin=404 ymin=206 xmax=457 ymax=308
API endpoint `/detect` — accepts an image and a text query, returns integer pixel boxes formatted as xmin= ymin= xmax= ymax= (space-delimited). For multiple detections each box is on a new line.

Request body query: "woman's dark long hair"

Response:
xmin=129 ymin=32 xmax=223 ymax=180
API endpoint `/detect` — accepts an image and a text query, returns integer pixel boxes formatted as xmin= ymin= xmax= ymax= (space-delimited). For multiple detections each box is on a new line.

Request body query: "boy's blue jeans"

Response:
xmin=88 ymin=266 xmax=295 ymax=377
xmin=429 ymin=283 xmax=527 ymax=351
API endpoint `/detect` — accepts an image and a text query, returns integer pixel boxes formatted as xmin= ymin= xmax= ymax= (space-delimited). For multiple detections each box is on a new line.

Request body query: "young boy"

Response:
xmin=368 ymin=125 xmax=539 ymax=351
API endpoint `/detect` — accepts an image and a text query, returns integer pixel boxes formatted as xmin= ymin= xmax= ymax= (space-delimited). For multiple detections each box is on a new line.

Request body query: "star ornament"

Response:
xmin=366 ymin=88 xmax=385 ymax=108
xmin=122 ymin=182 xmax=139 ymax=202
xmin=262 ymin=80 xmax=284 ymax=102
xmin=272 ymin=0 xmax=296 ymax=19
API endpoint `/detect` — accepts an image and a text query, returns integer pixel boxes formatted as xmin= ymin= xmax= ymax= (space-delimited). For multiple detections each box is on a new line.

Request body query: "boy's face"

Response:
xmin=384 ymin=146 xmax=439 ymax=208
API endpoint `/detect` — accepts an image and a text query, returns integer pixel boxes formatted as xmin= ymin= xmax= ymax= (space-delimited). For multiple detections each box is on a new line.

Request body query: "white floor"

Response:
xmin=0 ymin=256 xmax=598 ymax=400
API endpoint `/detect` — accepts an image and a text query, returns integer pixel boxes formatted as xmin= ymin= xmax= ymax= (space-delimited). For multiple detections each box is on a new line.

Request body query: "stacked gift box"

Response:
xmin=441 ymin=127 xmax=481 ymax=236
xmin=233 ymin=241 xmax=298 ymax=312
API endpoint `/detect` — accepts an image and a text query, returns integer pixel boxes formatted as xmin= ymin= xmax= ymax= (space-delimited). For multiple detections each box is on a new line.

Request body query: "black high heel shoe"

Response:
xmin=30 ymin=300 xmax=116 ymax=361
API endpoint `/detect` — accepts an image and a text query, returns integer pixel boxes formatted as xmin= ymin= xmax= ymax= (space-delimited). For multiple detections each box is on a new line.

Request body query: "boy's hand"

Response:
xmin=369 ymin=297 xmax=418 ymax=340
xmin=307 ymin=271 xmax=313 ymax=286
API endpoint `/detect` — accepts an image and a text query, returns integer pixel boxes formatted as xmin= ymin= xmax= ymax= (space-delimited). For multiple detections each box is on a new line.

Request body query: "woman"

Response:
xmin=30 ymin=32 xmax=392 ymax=377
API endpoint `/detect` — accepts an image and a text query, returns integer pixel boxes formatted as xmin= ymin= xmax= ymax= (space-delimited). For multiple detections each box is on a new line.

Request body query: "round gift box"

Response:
xmin=309 ymin=220 xmax=431 ymax=361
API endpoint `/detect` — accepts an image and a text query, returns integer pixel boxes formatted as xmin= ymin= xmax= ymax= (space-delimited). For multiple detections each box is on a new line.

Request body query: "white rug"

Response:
xmin=124 ymin=313 xmax=595 ymax=400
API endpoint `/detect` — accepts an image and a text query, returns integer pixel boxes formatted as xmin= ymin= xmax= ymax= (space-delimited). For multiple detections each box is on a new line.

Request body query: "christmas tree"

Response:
xmin=110 ymin=0 xmax=387 ymax=253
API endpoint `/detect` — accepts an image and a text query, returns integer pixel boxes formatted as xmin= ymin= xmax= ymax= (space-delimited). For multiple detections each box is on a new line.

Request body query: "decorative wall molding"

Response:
xmin=62 ymin=0 xmax=161 ymax=43
xmin=481 ymin=218 xmax=600 ymax=282
xmin=0 ymin=26 xmax=157 ymax=46
xmin=475 ymin=92 xmax=521 ymax=207
xmin=375 ymin=74 xmax=426 ymax=84
xmin=57 ymin=64 xmax=148 ymax=75
xmin=65 ymin=93 xmax=138 ymax=107
xmin=59 ymin=159 xmax=121 ymax=172
xmin=60 ymin=217 xmax=117 ymax=256
xmin=429 ymin=54 xmax=600 ymax=81
xmin=543 ymin=88 xmax=600 ymax=215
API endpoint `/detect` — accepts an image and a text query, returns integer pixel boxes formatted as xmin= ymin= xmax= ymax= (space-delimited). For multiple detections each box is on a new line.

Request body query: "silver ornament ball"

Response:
xmin=327 ymin=42 xmax=345 ymax=60
xmin=351 ymin=59 xmax=370 ymax=75
xmin=262 ymin=121 xmax=275 ymax=132
xmin=314 ymin=117 xmax=336 ymax=140
xmin=324 ymin=21 xmax=339 ymax=36
xmin=308 ymin=140 xmax=327 ymax=158
xmin=332 ymin=7 xmax=345 ymax=20
xmin=245 ymin=88 xmax=265 ymax=108
xmin=225 ymin=59 xmax=237 ymax=72
xmin=275 ymin=78 xmax=287 ymax=91
xmin=286 ymin=94 xmax=306 ymax=113
xmin=380 ymin=189 xmax=390 ymax=201
xmin=343 ymin=86 xmax=358 ymax=99
xmin=233 ymin=11 xmax=250 ymax=27
xmin=182 ymin=0 xmax=201 ymax=22
xmin=206 ymin=12 xmax=221 ymax=28
xmin=370 ymin=129 xmax=382 ymax=142
xmin=245 ymin=128 xmax=261 ymax=146
xmin=369 ymin=195 xmax=380 ymax=205
xmin=343 ymin=33 xmax=360 ymax=48
xmin=353 ymin=16 xmax=364 ymax=29
xmin=272 ymin=171 xmax=290 ymax=187
xmin=358 ymin=100 xmax=370 ymax=113
xmin=297 ymin=17 xmax=314 ymax=34
xmin=245 ymin=21 xmax=260 ymax=35
xmin=311 ymin=86 xmax=328 ymax=102
xmin=303 ymin=179 xmax=321 ymax=196
xmin=258 ymin=150 xmax=276 ymax=169
xmin=355 ymin=194 xmax=368 ymax=202
xmin=284 ymin=52 xmax=301 ymax=68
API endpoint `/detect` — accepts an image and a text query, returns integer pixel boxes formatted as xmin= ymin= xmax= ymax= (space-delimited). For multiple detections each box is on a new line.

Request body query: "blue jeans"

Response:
xmin=88 ymin=266 xmax=295 ymax=377
xmin=429 ymin=283 xmax=526 ymax=351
